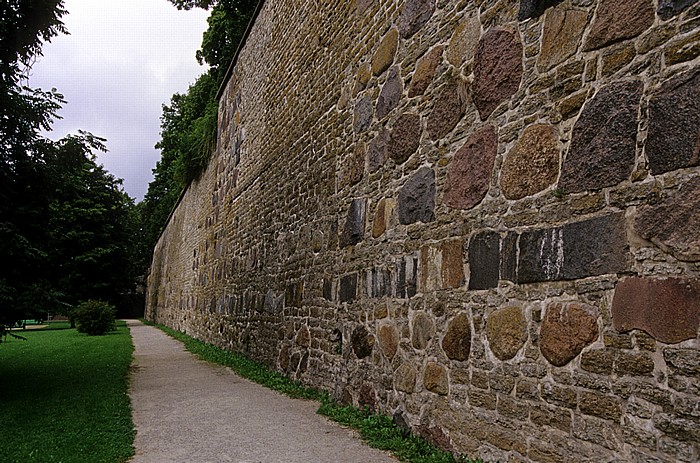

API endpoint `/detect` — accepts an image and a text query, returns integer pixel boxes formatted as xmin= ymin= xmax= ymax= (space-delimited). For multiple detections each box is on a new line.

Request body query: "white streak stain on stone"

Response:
xmin=539 ymin=228 xmax=564 ymax=280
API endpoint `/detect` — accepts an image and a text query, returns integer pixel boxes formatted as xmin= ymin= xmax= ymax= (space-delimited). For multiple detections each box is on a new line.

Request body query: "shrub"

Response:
xmin=74 ymin=300 xmax=116 ymax=336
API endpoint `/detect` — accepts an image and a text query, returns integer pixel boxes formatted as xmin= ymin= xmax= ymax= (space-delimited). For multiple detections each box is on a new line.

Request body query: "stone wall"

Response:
xmin=146 ymin=0 xmax=700 ymax=461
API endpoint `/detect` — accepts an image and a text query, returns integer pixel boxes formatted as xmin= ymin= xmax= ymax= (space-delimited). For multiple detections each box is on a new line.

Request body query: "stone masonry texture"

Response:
xmin=473 ymin=27 xmax=523 ymax=120
xmin=559 ymin=80 xmax=643 ymax=193
xmin=146 ymin=1 xmax=700 ymax=462
xmin=645 ymin=67 xmax=700 ymax=175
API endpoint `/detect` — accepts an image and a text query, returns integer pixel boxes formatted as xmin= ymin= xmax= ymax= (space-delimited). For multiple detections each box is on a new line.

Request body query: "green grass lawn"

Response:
xmin=0 ymin=321 xmax=134 ymax=463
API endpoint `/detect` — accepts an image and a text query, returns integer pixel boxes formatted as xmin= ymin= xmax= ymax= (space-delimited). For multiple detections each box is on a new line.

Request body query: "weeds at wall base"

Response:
xmin=143 ymin=320 xmax=485 ymax=463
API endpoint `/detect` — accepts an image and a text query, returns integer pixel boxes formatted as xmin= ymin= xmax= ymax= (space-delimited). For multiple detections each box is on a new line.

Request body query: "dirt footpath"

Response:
xmin=127 ymin=320 xmax=397 ymax=463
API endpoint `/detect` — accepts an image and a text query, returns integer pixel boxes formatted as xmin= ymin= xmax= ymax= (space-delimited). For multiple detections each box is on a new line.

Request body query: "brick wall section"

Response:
xmin=146 ymin=0 xmax=700 ymax=461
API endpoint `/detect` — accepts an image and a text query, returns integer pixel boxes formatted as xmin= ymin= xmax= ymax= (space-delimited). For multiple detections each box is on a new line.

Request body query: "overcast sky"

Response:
xmin=29 ymin=0 xmax=210 ymax=201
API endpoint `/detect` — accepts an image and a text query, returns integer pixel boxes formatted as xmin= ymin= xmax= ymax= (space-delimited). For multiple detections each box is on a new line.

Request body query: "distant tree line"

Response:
xmin=0 ymin=1 xmax=140 ymax=324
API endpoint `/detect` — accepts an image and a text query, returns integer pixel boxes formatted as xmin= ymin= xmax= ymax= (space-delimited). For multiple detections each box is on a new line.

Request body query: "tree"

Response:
xmin=0 ymin=0 xmax=69 ymax=324
xmin=0 ymin=1 xmax=139 ymax=324
xmin=45 ymin=133 xmax=136 ymax=308
xmin=165 ymin=0 xmax=258 ymax=78
xmin=195 ymin=0 xmax=259 ymax=83
xmin=137 ymin=72 xmax=217 ymax=271
xmin=0 ymin=1 xmax=67 ymax=82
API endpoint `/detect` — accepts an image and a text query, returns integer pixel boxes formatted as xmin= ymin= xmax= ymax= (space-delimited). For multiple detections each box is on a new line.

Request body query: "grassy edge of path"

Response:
xmin=0 ymin=320 xmax=135 ymax=463
xmin=148 ymin=320 xmax=484 ymax=463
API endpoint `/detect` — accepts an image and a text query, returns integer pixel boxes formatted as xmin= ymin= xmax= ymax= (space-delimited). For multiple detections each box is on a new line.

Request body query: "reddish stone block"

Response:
xmin=440 ymin=239 xmax=464 ymax=289
xmin=540 ymin=302 xmax=599 ymax=366
xmin=443 ymin=125 xmax=497 ymax=210
xmin=427 ymin=82 xmax=466 ymax=140
xmin=378 ymin=323 xmax=399 ymax=360
xmin=473 ymin=27 xmax=523 ymax=120
xmin=584 ymin=0 xmax=655 ymax=51
xmin=635 ymin=177 xmax=700 ymax=262
xmin=389 ymin=113 xmax=421 ymax=164
xmin=612 ymin=277 xmax=700 ymax=344
xmin=442 ymin=313 xmax=471 ymax=361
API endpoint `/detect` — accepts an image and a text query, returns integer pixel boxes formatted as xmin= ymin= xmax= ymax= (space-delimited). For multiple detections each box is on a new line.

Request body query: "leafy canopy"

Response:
xmin=0 ymin=0 xmax=67 ymax=82
xmin=0 ymin=1 xmax=140 ymax=323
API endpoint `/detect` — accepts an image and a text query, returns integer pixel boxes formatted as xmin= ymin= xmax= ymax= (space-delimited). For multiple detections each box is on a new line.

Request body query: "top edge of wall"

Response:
xmin=146 ymin=0 xmax=267 ymax=266
xmin=216 ymin=0 xmax=268 ymax=101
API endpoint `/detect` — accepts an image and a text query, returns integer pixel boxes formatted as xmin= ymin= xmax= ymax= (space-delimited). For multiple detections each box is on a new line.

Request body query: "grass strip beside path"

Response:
xmin=152 ymin=322 xmax=483 ymax=463
xmin=0 ymin=321 xmax=134 ymax=463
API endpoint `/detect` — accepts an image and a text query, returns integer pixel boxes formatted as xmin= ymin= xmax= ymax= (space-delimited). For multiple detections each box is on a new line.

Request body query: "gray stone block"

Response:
xmin=657 ymin=0 xmax=698 ymax=20
xmin=398 ymin=167 xmax=435 ymax=224
xmin=468 ymin=231 xmax=500 ymax=290
xmin=264 ymin=290 xmax=284 ymax=313
xmin=340 ymin=273 xmax=358 ymax=303
xmin=560 ymin=81 xmax=642 ymax=193
xmin=397 ymin=256 xmax=418 ymax=298
xmin=518 ymin=214 xmax=629 ymax=283
xmin=646 ymin=68 xmax=700 ymax=175
xmin=353 ymin=96 xmax=373 ymax=133
xmin=340 ymin=198 xmax=367 ymax=247
xmin=518 ymin=0 xmax=565 ymax=20
xmin=376 ymin=66 xmax=402 ymax=120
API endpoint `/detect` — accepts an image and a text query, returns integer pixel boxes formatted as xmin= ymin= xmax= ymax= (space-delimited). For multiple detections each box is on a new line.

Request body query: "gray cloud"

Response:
xmin=29 ymin=0 xmax=209 ymax=201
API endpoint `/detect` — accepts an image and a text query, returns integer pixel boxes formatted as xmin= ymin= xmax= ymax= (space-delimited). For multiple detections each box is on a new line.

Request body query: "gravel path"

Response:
xmin=127 ymin=320 xmax=397 ymax=463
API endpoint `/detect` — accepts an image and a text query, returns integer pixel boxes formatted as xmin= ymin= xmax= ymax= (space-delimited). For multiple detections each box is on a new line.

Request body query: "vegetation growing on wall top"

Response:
xmin=138 ymin=0 xmax=257 ymax=270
